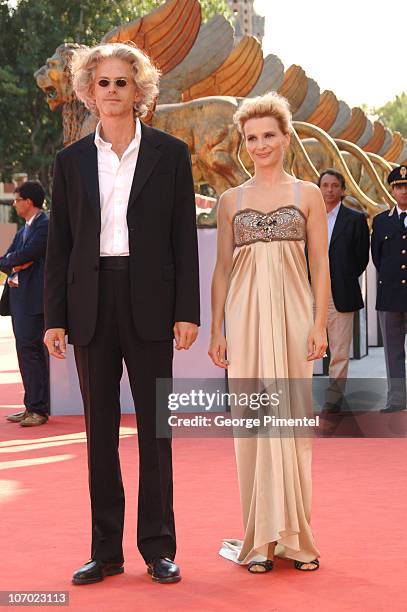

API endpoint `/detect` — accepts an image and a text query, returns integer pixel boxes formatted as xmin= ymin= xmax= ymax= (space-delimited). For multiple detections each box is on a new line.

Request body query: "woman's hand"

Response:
xmin=208 ymin=333 xmax=229 ymax=369
xmin=307 ymin=325 xmax=328 ymax=361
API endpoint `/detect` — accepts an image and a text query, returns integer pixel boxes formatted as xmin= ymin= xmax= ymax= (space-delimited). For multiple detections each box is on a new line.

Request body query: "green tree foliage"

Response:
xmin=0 ymin=0 xmax=231 ymax=192
xmin=374 ymin=92 xmax=407 ymax=138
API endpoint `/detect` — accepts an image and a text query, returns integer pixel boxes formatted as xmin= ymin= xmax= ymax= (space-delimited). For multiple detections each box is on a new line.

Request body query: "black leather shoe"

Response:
xmin=380 ymin=405 xmax=406 ymax=413
xmin=72 ymin=560 xmax=124 ymax=585
xmin=321 ymin=402 xmax=341 ymax=414
xmin=147 ymin=557 xmax=181 ymax=583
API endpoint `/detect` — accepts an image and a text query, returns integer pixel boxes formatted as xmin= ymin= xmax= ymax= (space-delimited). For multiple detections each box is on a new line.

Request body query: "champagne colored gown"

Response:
xmin=219 ymin=180 xmax=320 ymax=565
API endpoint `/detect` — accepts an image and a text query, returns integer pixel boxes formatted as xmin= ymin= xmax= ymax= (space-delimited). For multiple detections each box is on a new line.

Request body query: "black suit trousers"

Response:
xmin=73 ymin=264 xmax=175 ymax=564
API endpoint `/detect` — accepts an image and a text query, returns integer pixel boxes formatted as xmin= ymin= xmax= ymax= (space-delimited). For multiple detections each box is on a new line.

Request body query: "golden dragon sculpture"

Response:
xmin=34 ymin=0 xmax=403 ymax=226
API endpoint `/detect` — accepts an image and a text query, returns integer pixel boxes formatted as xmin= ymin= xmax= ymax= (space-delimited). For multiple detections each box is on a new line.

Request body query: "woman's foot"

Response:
xmin=247 ymin=542 xmax=276 ymax=573
xmin=247 ymin=560 xmax=274 ymax=573
xmin=294 ymin=559 xmax=319 ymax=571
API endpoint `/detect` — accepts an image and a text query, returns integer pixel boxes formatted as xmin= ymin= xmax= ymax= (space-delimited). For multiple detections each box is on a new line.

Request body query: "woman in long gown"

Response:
xmin=209 ymin=92 xmax=330 ymax=573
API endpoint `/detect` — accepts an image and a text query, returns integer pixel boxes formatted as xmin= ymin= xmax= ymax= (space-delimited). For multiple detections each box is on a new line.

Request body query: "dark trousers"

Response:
xmin=378 ymin=310 xmax=407 ymax=409
xmin=9 ymin=287 xmax=49 ymax=416
xmin=73 ymin=259 xmax=175 ymax=564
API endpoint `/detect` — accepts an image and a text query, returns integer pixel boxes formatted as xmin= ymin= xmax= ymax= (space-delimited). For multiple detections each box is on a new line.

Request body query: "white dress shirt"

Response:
xmin=396 ymin=205 xmax=407 ymax=227
xmin=327 ymin=201 xmax=341 ymax=246
xmin=94 ymin=119 xmax=142 ymax=256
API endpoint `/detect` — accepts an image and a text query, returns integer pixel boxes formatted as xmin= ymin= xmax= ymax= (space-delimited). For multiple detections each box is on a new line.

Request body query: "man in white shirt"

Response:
xmin=318 ymin=169 xmax=369 ymax=412
xmin=44 ymin=43 xmax=200 ymax=585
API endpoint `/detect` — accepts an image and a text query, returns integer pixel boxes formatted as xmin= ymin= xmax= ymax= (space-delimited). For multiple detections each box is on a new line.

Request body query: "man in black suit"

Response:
xmin=0 ymin=181 xmax=49 ymax=426
xmin=318 ymin=169 xmax=369 ymax=412
xmin=44 ymin=44 xmax=200 ymax=585
xmin=371 ymin=165 xmax=407 ymax=412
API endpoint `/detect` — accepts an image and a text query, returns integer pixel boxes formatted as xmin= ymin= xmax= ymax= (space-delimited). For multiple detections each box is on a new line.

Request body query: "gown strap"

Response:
xmin=236 ymin=185 xmax=244 ymax=213
xmin=293 ymin=179 xmax=301 ymax=210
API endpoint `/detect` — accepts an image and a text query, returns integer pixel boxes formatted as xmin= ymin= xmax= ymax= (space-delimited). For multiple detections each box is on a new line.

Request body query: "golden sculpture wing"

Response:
xmin=277 ymin=65 xmax=308 ymax=114
xmin=362 ymin=120 xmax=385 ymax=154
xmin=101 ymin=0 xmax=201 ymax=74
xmin=383 ymin=132 xmax=404 ymax=162
xmin=305 ymin=91 xmax=339 ymax=133
xmin=182 ymin=36 xmax=263 ymax=101
xmin=294 ymin=121 xmax=392 ymax=215
xmin=247 ymin=53 xmax=285 ymax=97
xmin=336 ymin=107 xmax=367 ymax=143
xmin=159 ymin=15 xmax=234 ymax=103
xmin=293 ymin=78 xmax=320 ymax=121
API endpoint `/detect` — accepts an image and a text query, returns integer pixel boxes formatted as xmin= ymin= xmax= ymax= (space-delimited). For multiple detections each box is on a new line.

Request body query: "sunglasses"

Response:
xmin=97 ymin=78 xmax=129 ymax=88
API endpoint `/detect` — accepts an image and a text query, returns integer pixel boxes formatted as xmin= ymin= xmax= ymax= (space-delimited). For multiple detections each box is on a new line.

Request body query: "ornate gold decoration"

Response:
xmin=34 ymin=0 xmax=407 ymax=227
xmin=277 ymin=65 xmax=308 ymax=114
xmin=101 ymin=0 xmax=201 ymax=73
xmin=182 ymin=36 xmax=263 ymax=101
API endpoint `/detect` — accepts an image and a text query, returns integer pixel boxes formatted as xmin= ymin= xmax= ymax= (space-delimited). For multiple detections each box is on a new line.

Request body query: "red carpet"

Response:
xmin=0 ymin=399 xmax=406 ymax=610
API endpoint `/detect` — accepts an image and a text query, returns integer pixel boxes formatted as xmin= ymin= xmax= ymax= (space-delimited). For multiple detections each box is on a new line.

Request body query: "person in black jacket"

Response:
xmin=318 ymin=169 xmax=370 ymax=412
xmin=371 ymin=165 xmax=407 ymax=412
xmin=43 ymin=43 xmax=200 ymax=585
xmin=0 ymin=181 xmax=49 ymax=426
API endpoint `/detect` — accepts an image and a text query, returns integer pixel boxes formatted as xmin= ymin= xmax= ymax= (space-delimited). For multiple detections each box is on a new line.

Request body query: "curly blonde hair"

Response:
xmin=233 ymin=91 xmax=292 ymax=135
xmin=71 ymin=42 xmax=160 ymax=118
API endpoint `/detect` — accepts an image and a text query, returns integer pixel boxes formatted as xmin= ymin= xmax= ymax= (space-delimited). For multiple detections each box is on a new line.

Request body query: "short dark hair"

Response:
xmin=15 ymin=181 xmax=45 ymax=208
xmin=318 ymin=169 xmax=346 ymax=190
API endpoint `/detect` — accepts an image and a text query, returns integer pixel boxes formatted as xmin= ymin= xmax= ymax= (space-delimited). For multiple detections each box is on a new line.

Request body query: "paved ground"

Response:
xmin=348 ymin=346 xmax=386 ymax=377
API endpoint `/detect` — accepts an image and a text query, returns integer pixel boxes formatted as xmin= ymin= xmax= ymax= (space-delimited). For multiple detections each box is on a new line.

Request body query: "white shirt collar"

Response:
xmin=94 ymin=118 xmax=142 ymax=153
xmin=26 ymin=210 xmax=41 ymax=226
xmin=396 ymin=205 xmax=407 ymax=217
xmin=327 ymin=201 xmax=341 ymax=218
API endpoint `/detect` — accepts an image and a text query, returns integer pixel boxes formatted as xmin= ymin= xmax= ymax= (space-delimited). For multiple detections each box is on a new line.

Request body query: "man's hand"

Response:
xmin=173 ymin=322 xmax=198 ymax=350
xmin=44 ymin=328 xmax=67 ymax=359
xmin=12 ymin=261 xmax=34 ymax=273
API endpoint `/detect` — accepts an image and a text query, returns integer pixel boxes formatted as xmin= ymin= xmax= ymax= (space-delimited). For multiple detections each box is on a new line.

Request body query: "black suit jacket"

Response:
xmin=0 ymin=211 xmax=49 ymax=316
xmin=44 ymin=123 xmax=200 ymax=345
xmin=328 ymin=203 xmax=370 ymax=312
xmin=371 ymin=206 xmax=407 ymax=311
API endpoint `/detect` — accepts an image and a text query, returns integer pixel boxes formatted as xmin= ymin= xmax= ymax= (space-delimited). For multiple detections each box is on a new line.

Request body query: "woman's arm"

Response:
xmin=208 ymin=190 xmax=235 ymax=368
xmin=304 ymin=182 xmax=330 ymax=361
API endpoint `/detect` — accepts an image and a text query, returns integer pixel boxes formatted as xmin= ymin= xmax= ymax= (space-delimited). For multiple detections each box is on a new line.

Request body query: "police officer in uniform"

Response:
xmin=371 ymin=165 xmax=407 ymax=412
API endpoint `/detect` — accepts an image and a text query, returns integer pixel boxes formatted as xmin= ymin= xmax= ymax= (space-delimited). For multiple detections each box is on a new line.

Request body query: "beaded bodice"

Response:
xmin=233 ymin=206 xmax=306 ymax=247
xmin=232 ymin=181 xmax=306 ymax=247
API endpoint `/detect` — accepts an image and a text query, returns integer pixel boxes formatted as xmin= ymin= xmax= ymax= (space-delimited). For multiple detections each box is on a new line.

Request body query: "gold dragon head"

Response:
xmin=34 ymin=43 xmax=87 ymax=110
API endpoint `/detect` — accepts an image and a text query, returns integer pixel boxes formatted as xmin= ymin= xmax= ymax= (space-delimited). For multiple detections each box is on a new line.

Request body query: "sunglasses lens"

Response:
xmin=116 ymin=79 xmax=127 ymax=88
xmin=98 ymin=79 xmax=109 ymax=87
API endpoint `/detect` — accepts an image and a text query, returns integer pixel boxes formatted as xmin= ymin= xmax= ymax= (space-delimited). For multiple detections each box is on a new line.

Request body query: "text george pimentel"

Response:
xmin=168 ymin=415 xmax=320 ymax=429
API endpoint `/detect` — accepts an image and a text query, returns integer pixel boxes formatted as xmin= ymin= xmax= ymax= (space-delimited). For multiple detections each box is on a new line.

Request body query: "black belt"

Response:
xmin=99 ymin=256 xmax=129 ymax=270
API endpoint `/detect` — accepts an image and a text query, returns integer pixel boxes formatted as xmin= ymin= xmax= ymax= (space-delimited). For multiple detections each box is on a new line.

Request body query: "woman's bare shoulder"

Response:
xmin=296 ymin=179 xmax=320 ymax=195
xmin=220 ymin=181 xmax=252 ymax=199
xmin=218 ymin=184 xmax=246 ymax=211
xmin=220 ymin=186 xmax=238 ymax=202
xmin=297 ymin=180 xmax=324 ymax=209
